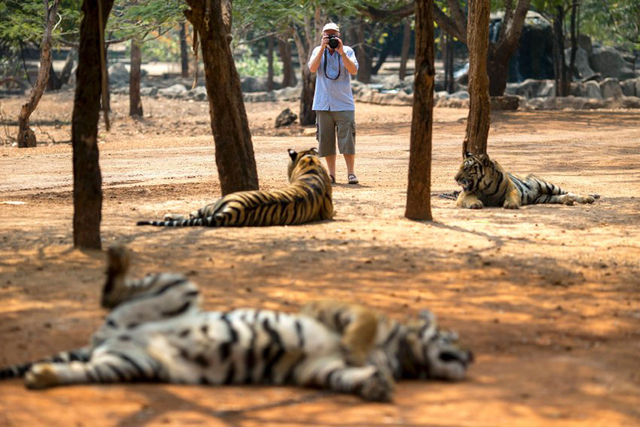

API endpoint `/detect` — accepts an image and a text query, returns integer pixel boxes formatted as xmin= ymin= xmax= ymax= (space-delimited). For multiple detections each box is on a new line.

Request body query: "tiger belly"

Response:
xmin=126 ymin=311 xmax=342 ymax=386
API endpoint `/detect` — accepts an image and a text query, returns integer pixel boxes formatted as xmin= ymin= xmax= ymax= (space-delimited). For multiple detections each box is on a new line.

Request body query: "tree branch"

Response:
xmin=447 ymin=0 xmax=467 ymax=34
xmin=360 ymin=2 xmax=416 ymax=22
xmin=434 ymin=3 xmax=466 ymax=43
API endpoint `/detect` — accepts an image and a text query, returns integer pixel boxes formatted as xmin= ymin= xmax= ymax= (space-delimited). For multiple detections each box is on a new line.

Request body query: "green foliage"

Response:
xmin=0 ymin=0 xmax=51 ymax=47
xmin=107 ymin=0 xmax=187 ymax=43
xmin=235 ymin=49 xmax=283 ymax=77
xmin=581 ymin=0 xmax=640 ymax=47
xmin=127 ymin=28 xmax=182 ymax=62
xmin=0 ymin=0 xmax=82 ymax=49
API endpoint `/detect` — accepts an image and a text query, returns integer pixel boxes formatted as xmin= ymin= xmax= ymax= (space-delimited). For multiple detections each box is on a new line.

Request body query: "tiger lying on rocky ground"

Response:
xmin=0 ymin=246 xmax=473 ymax=402
xmin=137 ymin=148 xmax=333 ymax=227
xmin=454 ymin=152 xmax=600 ymax=209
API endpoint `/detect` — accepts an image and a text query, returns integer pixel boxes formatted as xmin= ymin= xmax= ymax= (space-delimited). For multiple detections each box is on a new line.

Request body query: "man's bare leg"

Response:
xmin=325 ymin=155 xmax=337 ymax=179
xmin=344 ymin=154 xmax=355 ymax=176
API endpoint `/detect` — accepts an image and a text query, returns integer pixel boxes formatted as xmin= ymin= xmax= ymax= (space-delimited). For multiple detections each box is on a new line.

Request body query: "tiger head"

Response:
xmin=455 ymin=152 xmax=495 ymax=193
xmin=287 ymin=148 xmax=325 ymax=182
xmin=401 ymin=310 xmax=473 ymax=381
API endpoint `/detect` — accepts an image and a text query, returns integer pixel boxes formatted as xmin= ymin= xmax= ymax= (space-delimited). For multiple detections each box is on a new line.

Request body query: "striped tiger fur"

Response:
xmin=1 ymin=246 xmax=473 ymax=402
xmin=455 ymin=152 xmax=600 ymax=209
xmin=137 ymin=148 xmax=333 ymax=227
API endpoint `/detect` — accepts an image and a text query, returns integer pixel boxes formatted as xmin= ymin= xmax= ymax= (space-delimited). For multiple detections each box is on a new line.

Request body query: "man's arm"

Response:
xmin=336 ymin=40 xmax=358 ymax=76
xmin=308 ymin=36 xmax=329 ymax=73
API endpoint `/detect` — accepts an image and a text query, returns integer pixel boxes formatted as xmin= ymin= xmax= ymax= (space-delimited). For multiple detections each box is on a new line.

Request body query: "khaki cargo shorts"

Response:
xmin=316 ymin=110 xmax=356 ymax=157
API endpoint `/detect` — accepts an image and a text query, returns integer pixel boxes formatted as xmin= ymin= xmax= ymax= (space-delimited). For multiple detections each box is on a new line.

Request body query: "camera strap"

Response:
xmin=323 ymin=49 xmax=341 ymax=81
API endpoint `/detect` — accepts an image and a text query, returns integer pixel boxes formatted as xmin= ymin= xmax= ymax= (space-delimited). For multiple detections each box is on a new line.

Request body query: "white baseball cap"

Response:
xmin=322 ymin=23 xmax=340 ymax=33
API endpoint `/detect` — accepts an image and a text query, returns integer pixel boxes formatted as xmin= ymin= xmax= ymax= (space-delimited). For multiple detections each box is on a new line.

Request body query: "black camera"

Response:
xmin=327 ymin=34 xmax=339 ymax=49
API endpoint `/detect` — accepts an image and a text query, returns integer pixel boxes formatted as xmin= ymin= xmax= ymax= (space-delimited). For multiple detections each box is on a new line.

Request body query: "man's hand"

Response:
xmin=321 ymin=35 xmax=330 ymax=49
xmin=335 ymin=37 xmax=345 ymax=55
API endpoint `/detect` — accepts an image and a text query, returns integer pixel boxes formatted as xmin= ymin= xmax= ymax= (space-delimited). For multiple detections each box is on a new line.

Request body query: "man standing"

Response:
xmin=308 ymin=23 xmax=359 ymax=185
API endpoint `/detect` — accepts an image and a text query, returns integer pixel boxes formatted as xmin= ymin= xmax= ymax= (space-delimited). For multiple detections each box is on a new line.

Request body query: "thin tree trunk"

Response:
xmin=267 ymin=35 xmax=274 ymax=91
xmin=487 ymin=50 xmax=510 ymax=96
xmin=568 ymin=0 xmax=579 ymax=80
xmin=399 ymin=18 xmax=411 ymax=80
xmin=484 ymin=0 xmax=531 ymax=96
xmin=354 ymin=19 xmax=372 ymax=83
xmin=405 ymin=0 xmax=434 ymax=221
xmin=59 ymin=48 xmax=75 ymax=85
xmin=372 ymin=25 xmax=397 ymax=75
xmin=185 ymin=0 xmax=259 ymax=195
xmin=444 ymin=31 xmax=455 ymax=93
xmin=47 ymin=62 xmax=62 ymax=91
xmin=278 ymin=38 xmax=296 ymax=87
xmin=463 ymin=0 xmax=491 ymax=156
xmin=72 ymin=0 xmax=114 ymax=249
xmin=180 ymin=22 xmax=189 ymax=78
xmin=129 ymin=37 xmax=143 ymax=117
xmin=18 ymin=0 xmax=60 ymax=148
xmin=552 ymin=6 xmax=569 ymax=97
xmin=292 ymin=30 xmax=316 ymax=126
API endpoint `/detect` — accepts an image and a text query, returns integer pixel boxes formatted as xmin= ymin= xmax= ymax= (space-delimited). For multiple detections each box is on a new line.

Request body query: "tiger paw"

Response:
xmin=465 ymin=200 xmax=483 ymax=209
xmin=359 ymin=368 xmax=395 ymax=402
xmin=503 ymin=200 xmax=520 ymax=210
xmin=25 ymin=364 xmax=60 ymax=389
xmin=163 ymin=213 xmax=186 ymax=221
xmin=579 ymin=195 xmax=597 ymax=204
xmin=561 ymin=195 xmax=576 ymax=206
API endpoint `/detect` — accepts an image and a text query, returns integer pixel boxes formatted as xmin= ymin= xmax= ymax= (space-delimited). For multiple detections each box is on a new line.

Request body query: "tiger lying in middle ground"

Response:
xmin=137 ymin=148 xmax=333 ymax=227
xmin=0 ymin=246 xmax=473 ymax=402
xmin=455 ymin=151 xmax=600 ymax=209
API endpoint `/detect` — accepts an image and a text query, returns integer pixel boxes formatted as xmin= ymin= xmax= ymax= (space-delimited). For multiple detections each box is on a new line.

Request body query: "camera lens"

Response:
xmin=328 ymin=36 xmax=339 ymax=49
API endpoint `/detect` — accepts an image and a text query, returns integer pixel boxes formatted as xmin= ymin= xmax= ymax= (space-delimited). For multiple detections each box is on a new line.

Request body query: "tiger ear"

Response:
xmin=478 ymin=153 xmax=492 ymax=166
xmin=310 ymin=147 xmax=319 ymax=155
xmin=464 ymin=151 xmax=473 ymax=159
xmin=288 ymin=149 xmax=297 ymax=161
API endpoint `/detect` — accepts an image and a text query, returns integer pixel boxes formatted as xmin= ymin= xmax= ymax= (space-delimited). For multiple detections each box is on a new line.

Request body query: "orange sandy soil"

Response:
xmin=0 ymin=91 xmax=639 ymax=426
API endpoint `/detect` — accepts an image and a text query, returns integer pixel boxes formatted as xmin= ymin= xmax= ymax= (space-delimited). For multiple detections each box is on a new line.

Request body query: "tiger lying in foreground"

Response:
xmin=455 ymin=152 xmax=599 ymax=209
xmin=0 ymin=246 xmax=473 ymax=402
xmin=137 ymin=148 xmax=333 ymax=227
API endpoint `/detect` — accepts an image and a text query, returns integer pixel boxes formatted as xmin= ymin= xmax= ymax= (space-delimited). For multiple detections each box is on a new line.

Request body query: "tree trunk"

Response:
xmin=485 ymin=0 xmax=532 ymax=96
xmin=278 ymin=38 xmax=296 ymax=87
xmin=568 ymin=0 xmax=579 ymax=80
xmin=399 ymin=18 xmax=411 ymax=80
xmin=463 ymin=0 xmax=491 ymax=156
xmin=444 ymin=31 xmax=455 ymax=93
xmin=552 ymin=6 xmax=570 ymax=97
xmin=372 ymin=25 xmax=398 ymax=75
xmin=59 ymin=48 xmax=75 ymax=85
xmin=278 ymin=38 xmax=297 ymax=87
xmin=129 ymin=37 xmax=143 ymax=117
xmin=47 ymin=62 xmax=62 ymax=91
xmin=267 ymin=35 xmax=274 ymax=91
xmin=180 ymin=22 xmax=190 ymax=78
xmin=72 ymin=0 xmax=114 ymax=249
xmin=405 ymin=0 xmax=434 ymax=221
xmin=17 ymin=0 xmax=60 ymax=148
xmin=487 ymin=49 xmax=510 ymax=96
xmin=292 ymin=30 xmax=316 ymax=126
xmin=185 ymin=0 xmax=259 ymax=195
xmin=299 ymin=66 xmax=317 ymax=126
xmin=354 ymin=20 xmax=372 ymax=83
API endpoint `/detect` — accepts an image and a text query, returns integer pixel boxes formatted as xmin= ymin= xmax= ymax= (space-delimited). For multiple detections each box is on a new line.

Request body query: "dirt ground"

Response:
xmin=0 ymin=91 xmax=639 ymax=427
